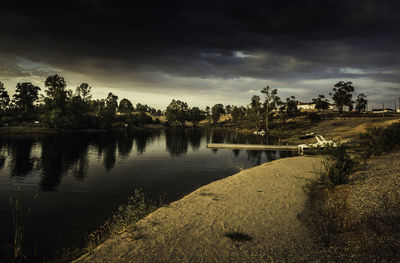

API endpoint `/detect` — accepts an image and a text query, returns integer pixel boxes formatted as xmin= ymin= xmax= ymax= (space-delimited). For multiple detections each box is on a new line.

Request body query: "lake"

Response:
xmin=0 ymin=128 xmax=295 ymax=261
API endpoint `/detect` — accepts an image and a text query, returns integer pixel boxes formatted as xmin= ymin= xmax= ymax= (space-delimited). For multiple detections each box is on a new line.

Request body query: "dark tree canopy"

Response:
xmin=211 ymin=103 xmax=225 ymax=124
xmin=0 ymin=81 xmax=10 ymax=110
xmin=330 ymin=81 xmax=354 ymax=113
xmin=285 ymin=96 xmax=299 ymax=118
xmin=105 ymin=92 xmax=119 ymax=112
xmin=166 ymin=99 xmax=188 ymax=126
xmin=118 ymin=98 xmax=134 ymax=113
xmin=136 ymin=103 xmax=148 ymax=113
xmin=45 ymin=74 xmax=68 ymax=109
xmin=13 ymin=82 xmax=41 ymax=112
xmin=355 ymin=93 xmax=368 ymax=113
xmin=312 ymin=94 xmax=330 ymax=111
xmin=187 ymin=107 xmax=205 ymax=127
xmin=76 ymin=83 xmax=92 ymax=102
xmin=261 ymin=86 xmax=281 ymax=131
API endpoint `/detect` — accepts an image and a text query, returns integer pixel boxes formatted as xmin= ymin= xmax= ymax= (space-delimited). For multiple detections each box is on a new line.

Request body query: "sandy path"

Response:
xmin=74 ymin=156 xmax=323 ymax=263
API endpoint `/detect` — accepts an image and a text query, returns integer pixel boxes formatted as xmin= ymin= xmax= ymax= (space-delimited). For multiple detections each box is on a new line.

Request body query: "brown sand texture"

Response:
xmin=74 ymin=156 xmax=323 ymax=263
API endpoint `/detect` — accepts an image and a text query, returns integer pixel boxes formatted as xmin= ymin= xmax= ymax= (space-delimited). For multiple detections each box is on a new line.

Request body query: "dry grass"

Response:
xmin=301 ymin=151 xmax=400 ymax=262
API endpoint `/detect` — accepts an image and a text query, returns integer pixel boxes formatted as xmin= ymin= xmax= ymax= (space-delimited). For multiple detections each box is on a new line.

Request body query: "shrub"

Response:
xmin=357 ymin=122 xmax=400 ymax=161
xmin=320 ymin=144 xmax=356 ymax=187
xmin=86 ymin=189 xmax=157 ymax=250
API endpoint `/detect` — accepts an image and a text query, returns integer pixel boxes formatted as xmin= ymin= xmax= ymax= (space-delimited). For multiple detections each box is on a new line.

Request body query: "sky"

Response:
xmin=1 ymin=0 xmax=400 ymax=109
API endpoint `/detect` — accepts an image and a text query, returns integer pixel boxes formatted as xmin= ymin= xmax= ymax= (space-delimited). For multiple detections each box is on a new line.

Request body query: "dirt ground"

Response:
xmin=74 ymin=156 xmax=324 ymax=263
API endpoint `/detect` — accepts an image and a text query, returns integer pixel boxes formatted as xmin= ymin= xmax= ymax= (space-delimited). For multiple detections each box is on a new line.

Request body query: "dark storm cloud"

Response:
xmin=0 ymin=0 xmax=399 ymax=105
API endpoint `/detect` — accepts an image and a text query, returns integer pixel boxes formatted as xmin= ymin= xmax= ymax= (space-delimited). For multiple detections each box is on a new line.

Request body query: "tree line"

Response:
xmin=0 ymin=75 xmax=162 ymax=129
xmin=164 ymin=81 xmax=368 ymax=130
xmin=0 ymin=76 xmax=368 ymax=130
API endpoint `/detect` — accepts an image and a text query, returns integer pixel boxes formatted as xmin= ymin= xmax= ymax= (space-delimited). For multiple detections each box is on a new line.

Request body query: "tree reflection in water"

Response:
xmin=1 ymin=129 xmax=293 ymax=191
xmin=39 ymin=134 xmax=90 ymax=190
xmin=165 ymin=128 xmax=189 ymax=156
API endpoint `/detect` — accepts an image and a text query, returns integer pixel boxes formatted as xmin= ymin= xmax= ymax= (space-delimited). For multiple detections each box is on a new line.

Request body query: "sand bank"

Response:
xmin=74 ymin=156 xmax=323 ymax=263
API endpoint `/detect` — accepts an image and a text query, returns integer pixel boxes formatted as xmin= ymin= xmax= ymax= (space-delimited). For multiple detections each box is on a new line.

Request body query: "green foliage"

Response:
xmin=87 ymin=189 xmax=157 ymax=250
xmin=358 ymin=122 xmax=400 ymax=161
xmin=285 ymin=96 xmax=299 ymax=118
xmin=261 ymin=86 xmax=282 ymax=130
xmin=187 ymin=107 xmax=205 ymax=127
xmin=312 ymin=94 xmax=330 ymax=111
xmin=330 ymin=81 xmax=354 ymax=113
xmin=211 ymin=103 xmax=225 ymax=124
xmin=129 ymin=112 xmax=153 ymax=126
xmin=231 ymin=106 xmax=245 ymax=124
xmin=248 ymin=95 xmax=262 ymax=129
xmin=13 ymin=82 xmax=41 ymax=112
xmin=166 ymin=99 xmax=188 ymax=126
xmin=136 ymin=103 xmax=148 ymax=113
xmin=320 ymin=144 xmax=356 ymax=187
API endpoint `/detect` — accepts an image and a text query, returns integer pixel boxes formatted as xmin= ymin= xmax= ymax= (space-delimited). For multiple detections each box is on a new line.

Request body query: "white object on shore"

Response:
xmin=297 ymin=134 xmax=337 ymax=154
xmin=253 ymin=130 xmax=266 ymax=136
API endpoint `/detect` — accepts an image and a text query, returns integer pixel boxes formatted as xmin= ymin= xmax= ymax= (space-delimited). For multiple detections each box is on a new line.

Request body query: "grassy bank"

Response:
xmin=301 ymin=121 xmax=400 ymax=261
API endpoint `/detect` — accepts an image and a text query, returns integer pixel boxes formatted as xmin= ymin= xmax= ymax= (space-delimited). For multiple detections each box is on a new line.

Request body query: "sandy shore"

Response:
xmin=74 ymin=156 xmax=323 ymax=263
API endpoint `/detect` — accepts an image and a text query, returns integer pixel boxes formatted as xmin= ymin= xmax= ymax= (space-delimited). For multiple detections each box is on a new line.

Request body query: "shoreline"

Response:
xmin=74 ymin=155 xmax=323 ymax=263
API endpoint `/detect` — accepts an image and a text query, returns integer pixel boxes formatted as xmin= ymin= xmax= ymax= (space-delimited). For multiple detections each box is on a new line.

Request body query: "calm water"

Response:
xmin=0 ymin=128 xmax=294 ymax=261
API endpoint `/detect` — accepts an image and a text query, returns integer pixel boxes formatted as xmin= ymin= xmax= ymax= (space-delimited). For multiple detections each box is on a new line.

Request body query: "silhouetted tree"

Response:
xmin=13 ymin=82 xmax=41 ymax=112
xmin=118 ymin=98 xmax=134 ymax=114
xmin=248 ymin=95 xmax=262 ymax=129
xmin=211 ymin=103 xmax=225 ymax=124
xmin=355 ymin=93 xmax=368 ymax=113
xmin=42 ymin=75 xmax=71 ymax=129
xmin=231 ymin=106 xmax=244 ymax=127
xmin=44 ymin=74 xmax=68 ymax=109
xmin=285 ymin=96 xmax=299 ymax=118
xmin=136 ymin=103 xmax=148 ymax=113
xmin=205 ymin=106 xmax=211 ymax=124
xmin=166 ymin=99 xmax=188 ymax=126
xmin=0 ymin=81 xmax=10 ymax=111
xmin=261 ymin=86 xmax=282 ymax=131
xmin=225 ymin=105 xmax=231 ymax=115
xmin=187 ymin=107 xmax=205 ymax=127
xmin=330 ymin=81 xmax=354 ymax=113
xmin=99 ymin=92 xmax=118 ymax=129
xmin=76 ymin=83 xmax=92 ymax=102
xmin=312 ymin=94 xmax=330 ymax=111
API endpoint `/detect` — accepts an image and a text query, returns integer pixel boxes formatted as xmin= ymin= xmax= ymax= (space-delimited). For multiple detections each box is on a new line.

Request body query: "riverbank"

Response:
xmin=74 ymin=155 xmax=323 ymax=263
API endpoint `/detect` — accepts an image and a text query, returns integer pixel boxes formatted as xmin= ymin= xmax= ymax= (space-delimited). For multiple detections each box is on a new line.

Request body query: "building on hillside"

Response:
xmin=331 ymin=105 xmax=350 ymax=112
xmin=297 ymin=102 xmax=316 ymax=111
xmin=372 ymin=108 xmax=395 ymax=114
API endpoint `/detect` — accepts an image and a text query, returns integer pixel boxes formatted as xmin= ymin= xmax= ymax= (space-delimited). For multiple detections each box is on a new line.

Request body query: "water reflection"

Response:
xmin=117 ymin=133 xmax=134 ymax=158
xmin=8 ymin=137 xmax=36 ymax=179
xmin=2 ymin=129 xmax=294 ymax=191
xmin=39 ymin=134 xmax=90 ymax=190
xmin=165 ymin=128 xmax=189 ymax=156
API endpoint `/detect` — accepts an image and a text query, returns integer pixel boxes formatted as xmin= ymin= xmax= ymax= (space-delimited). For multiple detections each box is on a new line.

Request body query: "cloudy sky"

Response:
xmin=1 ymin=0 xmax=399 ymax=109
